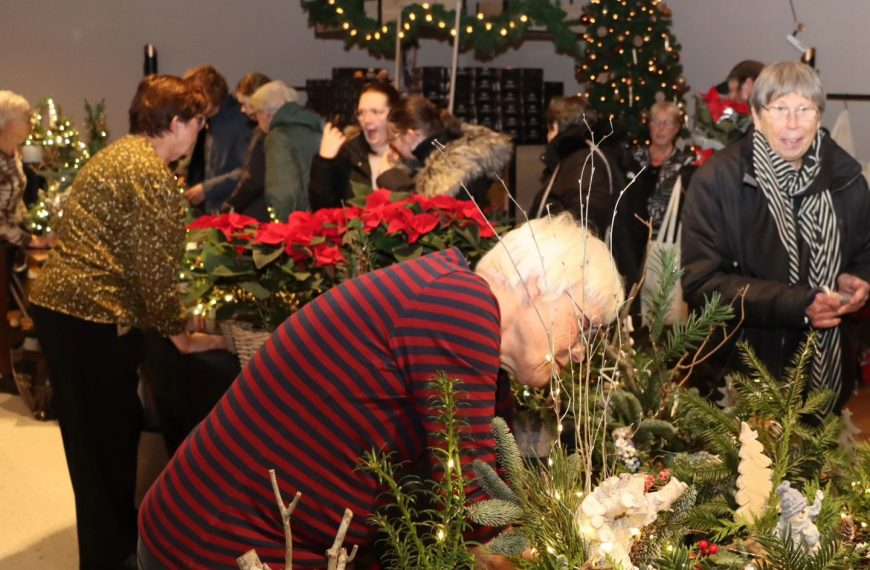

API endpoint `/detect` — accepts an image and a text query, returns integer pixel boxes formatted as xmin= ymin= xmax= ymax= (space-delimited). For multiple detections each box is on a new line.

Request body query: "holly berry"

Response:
xmin=707 ymin=544 xmax=718 ymax=555
xmin=698 ymin=540 xmax=708 ymax=551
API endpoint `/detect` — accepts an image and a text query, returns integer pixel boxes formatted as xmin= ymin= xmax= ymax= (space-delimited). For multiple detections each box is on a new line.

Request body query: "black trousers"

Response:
xmin=32 ymin=305 xmax=143 ymax=570
xmin=140 ymin=331 xmax=239 ymax=455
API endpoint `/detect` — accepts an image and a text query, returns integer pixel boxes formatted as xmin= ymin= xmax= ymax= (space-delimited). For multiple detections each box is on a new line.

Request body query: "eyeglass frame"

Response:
xmin=355 ymin=107 xmax=388 ymax=120
xmin=649 ymin=119 xmax=678 ymax=128
xmin=762 ymin=104 xmax=820 ymax=124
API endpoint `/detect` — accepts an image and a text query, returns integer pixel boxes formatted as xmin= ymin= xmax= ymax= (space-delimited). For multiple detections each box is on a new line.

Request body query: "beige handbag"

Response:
xmin=640 ymin=177 xmax=688 ymax=325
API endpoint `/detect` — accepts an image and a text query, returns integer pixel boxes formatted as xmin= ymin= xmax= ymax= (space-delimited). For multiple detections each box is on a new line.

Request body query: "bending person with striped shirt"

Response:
xmin=137 ymin=212 xmax=625 ymax=569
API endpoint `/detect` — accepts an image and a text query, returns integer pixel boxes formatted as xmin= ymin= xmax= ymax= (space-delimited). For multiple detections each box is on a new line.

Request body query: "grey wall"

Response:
xmin=1 ymin=0 xmax=867 ymax=160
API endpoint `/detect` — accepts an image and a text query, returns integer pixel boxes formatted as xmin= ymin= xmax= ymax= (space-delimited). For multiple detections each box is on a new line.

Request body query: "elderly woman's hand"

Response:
xmin=805 ymin=292 xmax=843 ymax=329
xmin=836 ymin=273 xmax=870 ymax=315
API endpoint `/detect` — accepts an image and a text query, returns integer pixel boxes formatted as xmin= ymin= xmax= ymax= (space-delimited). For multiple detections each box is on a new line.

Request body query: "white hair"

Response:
xmin=476 ymin=212 xmax=625 ymax=324
xmin=248 ymin=81 xmax=300 ymax=116
xmin=0 ymin=91 xmax=30 ymax=132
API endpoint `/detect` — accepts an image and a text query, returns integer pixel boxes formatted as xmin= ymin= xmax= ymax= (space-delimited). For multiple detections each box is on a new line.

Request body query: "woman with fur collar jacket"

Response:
xmin=388 ymin=95 xmax=513 ymax=208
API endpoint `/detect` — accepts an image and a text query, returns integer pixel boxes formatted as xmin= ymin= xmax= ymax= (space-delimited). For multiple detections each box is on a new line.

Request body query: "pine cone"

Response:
xmin=840 ymin=514 xmax=856 ymax=543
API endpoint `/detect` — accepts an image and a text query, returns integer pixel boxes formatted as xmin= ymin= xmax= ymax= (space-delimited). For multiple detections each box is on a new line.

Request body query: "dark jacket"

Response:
xmin=681 ymin=132 xmax=870 ymax=407
xmin=529 ymin=125 xmax=625 ymax=238
xmin=220 ymin=129 xmax=269 ymax=221
xmin=187 ymin=96 xmax=252 ymax=212
xmin=264 ymin=102 xmax=323 ymax=220
xmin=612 ymin=146 xmax=695 ymax=293
xmin=410 ymin=124 xmax=513 ymax=207
xmin=307 ymin=134 xmax=413 ymax=210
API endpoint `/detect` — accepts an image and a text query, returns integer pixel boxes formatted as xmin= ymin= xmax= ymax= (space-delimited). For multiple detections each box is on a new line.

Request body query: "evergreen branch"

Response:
xmin=466 ymin=499 xmax=524 ymax=527
xmin=471 ymin=460 xmax=518 ymax=503
xmin=483 ymin=528 xmax=529 ymax=557
xmin=492 ymin=417 xmax=523 ymax=491
xmin=634 ymin=418 xmax=679 ymax=445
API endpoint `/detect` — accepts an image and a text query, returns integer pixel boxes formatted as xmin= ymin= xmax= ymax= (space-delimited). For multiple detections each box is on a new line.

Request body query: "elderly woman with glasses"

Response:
xmin=612 ymin=101 xmax=694 ymax=309
xmin=682 ymin=60 xmax=870 ymax=415
xmin=308 ymin=81 xmax=412 ymax=210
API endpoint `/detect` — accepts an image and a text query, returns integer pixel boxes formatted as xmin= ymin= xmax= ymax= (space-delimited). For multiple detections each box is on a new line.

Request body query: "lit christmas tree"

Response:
xmin=24 ymin=97 xmax=91 ymax=192
xmin=22 ymin=97 xmax=109 ymax=235
xmin=576 ymin=0 xmax=688 ymax=144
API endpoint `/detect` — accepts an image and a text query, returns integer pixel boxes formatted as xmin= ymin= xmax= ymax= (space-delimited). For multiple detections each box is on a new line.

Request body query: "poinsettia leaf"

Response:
xmin=238 ymin=281 xmax=272 ymax=300
xmin=392 ymin=244 xmax=424 ymax=262
xmin=350 ymin=180 xmax=372 ymax=199
xmin=210 ymin=265 xmax=249 ymax=277
xmin=252 ymin=246 xmax=284 ymax=269
xmin=182 ymin=280 xmax=214 ymax=306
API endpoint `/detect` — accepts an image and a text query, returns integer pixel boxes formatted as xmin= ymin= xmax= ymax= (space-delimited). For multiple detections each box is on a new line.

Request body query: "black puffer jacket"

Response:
xmin=681 ymin=131 xmax=870 ymax=408
xmin=529 ymin=125 xmax=625 ymax=238
xmin=307 ymin=135 xmax=413 ymax=210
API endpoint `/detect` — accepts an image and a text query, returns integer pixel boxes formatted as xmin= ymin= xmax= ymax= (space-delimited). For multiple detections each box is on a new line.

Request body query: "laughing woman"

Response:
xmin=29 ymin=75 xmax=225 ymax=570
xmin=308 ymin=81 xmax=412 ymax=210
xmin=682 ymin=61 xmax=870 ymax=415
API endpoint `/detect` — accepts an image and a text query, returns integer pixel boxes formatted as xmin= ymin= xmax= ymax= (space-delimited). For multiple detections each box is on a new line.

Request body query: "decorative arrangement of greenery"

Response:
xmin=355 ymin=249 xmax=870 ymax=570
xmin=576 ymin=0 xmax=688 ymax=144
xmin=302 ymin=0 xmax=582 ymax=59
xmin=182 ymin=189 xmax=506 ymax=330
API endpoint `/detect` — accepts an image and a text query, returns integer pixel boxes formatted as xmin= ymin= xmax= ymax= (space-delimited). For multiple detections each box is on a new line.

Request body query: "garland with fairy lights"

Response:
xmin=302 ymin=0 xmax=582 ymax=58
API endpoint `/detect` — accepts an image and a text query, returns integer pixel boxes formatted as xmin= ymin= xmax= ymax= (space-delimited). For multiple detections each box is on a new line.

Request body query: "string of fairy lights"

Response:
xmin=303 ymin=0 xmax=582 ymax=57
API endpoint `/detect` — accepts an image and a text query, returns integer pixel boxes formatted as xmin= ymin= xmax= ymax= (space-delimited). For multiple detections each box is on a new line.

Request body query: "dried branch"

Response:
xmin=326 ymin=508 xmax=358 ymax=570
xmin=237 ymin=549 xmax=272 ymax=570
xmin=270 ymin=468 xmax=302 ymax=570
xmin=675 ymin=285 xmax=748 ymax=387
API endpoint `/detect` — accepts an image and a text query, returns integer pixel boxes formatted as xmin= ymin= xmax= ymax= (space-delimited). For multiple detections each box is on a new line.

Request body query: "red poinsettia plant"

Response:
xmin=182 ymin=190 xmax=504 ymax=330
xmin=691 ymin=87 xmax=753 ymax=164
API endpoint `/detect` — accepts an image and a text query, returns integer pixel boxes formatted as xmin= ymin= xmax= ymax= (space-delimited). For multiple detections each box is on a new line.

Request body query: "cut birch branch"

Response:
xmin=237 ymin=549 xmax=272 ymax=570
xmin=270 ymin=468 xmax=302 ymax=570
xmin=326 ymin=508 xmax=356 ymax=570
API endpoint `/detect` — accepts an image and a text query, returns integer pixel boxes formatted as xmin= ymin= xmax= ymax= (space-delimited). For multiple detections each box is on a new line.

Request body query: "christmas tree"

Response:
xmin=24 ymin=97 xmax=91 ymax=192
xmin=576 ymin=0 xmax=688 ymax=144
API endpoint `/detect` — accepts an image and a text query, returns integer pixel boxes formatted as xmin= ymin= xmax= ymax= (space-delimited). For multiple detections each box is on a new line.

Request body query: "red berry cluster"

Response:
xmin=696 ymin=540 xmax=718 ymax=556
xmin=644 ymin=468 xmax=672 ymax=492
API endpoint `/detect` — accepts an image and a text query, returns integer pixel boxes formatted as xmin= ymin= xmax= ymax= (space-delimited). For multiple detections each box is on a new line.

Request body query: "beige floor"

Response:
xmin=0 ymin=393 xmax=168 ymax=569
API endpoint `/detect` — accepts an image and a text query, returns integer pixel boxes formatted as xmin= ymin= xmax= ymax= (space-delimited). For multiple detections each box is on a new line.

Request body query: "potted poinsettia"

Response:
xmin=691 ymin=86 xmax=752 ymax=164
xmin=181 ymin=190 xmax=505 ymax=332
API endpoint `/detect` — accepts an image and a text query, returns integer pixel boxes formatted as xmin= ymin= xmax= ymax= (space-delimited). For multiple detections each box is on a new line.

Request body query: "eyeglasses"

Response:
xmin=763 ymin=105 xmax=819 ymax=124
xmin=355 ymin=108 xmax=388 ymax=120
xmin=650 ymin=119 xmax=677 ymax=127
xmin=195 ymin=115 xmax=207 ymax=129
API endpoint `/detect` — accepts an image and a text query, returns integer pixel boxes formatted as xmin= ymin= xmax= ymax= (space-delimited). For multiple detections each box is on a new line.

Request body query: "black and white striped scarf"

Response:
xmin=752 ymin=129 xmax=840 ymax=414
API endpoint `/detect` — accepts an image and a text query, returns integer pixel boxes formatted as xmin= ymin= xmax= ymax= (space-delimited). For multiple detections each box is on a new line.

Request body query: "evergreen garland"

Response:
xmin=302 ymin=0 xmax=582 ymax=59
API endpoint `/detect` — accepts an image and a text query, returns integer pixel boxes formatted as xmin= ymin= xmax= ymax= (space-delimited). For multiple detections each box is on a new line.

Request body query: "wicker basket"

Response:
xmin=220 ymin=321 xmax=272 ymax=369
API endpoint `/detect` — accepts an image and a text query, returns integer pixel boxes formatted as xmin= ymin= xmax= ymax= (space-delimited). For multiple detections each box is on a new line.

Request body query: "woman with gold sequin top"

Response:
xmin=29 ymin=75 xmax=225 ymax=570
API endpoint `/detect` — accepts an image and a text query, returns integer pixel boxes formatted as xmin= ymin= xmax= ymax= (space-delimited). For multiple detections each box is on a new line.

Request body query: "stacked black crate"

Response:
xmin=305 ymin=68 xmax=387 ymax=128
xmin=474 ymin=68 xmax=501 ymax=132
xmin=451 ymin=67 xmax=474 ymax=125
xmin=521 ymin=68 xmax=545 ymax=144
xmin=412 ymin=67 xmax=450 ymax=111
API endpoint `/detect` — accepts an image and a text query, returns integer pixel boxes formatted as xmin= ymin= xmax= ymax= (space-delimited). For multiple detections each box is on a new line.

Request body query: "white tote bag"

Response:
xmin=640 ymin=176 xmax=688 ymax=325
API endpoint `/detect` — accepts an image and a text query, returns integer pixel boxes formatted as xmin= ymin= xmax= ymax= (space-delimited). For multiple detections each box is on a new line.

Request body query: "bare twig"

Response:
xmin=675 ymin=286 xmax=748 ymax=386
xmin=270 ymin=468 xmax=302 ymax=570
xmin=237 ymin=549 xmax=272 ymax=570
xmin=326 ymin=508 xmax=357 ymax=570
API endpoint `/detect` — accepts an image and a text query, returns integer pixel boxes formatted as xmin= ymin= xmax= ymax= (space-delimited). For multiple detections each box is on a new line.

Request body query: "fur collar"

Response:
xmin=414 ymin=124 xmax=513 ymax=198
